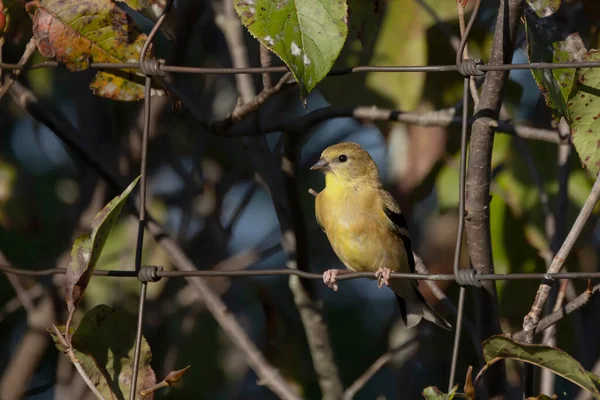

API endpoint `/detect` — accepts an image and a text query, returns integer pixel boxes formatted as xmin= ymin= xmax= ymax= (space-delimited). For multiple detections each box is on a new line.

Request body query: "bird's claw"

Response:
xmin=323 ymin=269 xmax=339 ymax=291
xmin=375 ymin=267 xmax=392 ymax=288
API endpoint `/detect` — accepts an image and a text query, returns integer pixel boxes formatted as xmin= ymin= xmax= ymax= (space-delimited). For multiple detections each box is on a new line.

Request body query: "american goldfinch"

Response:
xmin=311 ymin=142 xmax=451 ymax=330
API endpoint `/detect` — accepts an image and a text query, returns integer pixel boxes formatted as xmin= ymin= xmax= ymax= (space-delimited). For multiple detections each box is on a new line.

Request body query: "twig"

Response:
xmin=512 ymin=282 xmax=599 ymax=342
xmin=0 ymin=37 xmax=37 ymax=99
xmin=464 ymin=0 xmax=523 ymax=397
xmin=3 ymin=274 xmax=35 ymax=315
xmin=539 ymin=126 xmax=572 ymax=396
xmin=0 ymin=284 xmax=44 ymax=323
xmin=522 ymin=171 xmax=600 ymax=344
xmin=0 ymin=296 xmax=55 ymax=400
xmin=8 ymin=80 xmax=300 ymax=400
xmin=343 ymin=333 xmax=427 ymax=400
xmin=260 ymin=44 xmax=273 ymax=90
xmin=413 ymin=254 xmax=484 ymax=367
xmin=51 ymin=324 xmax=106 ymax=400
xmin=140 ymin=365 xmax=191 ymax=398
xmin=213 ymin=104 xmax=565 ymax=144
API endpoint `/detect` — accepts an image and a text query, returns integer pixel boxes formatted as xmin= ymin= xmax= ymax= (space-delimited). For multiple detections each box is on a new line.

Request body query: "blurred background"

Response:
xmin=2 ymin=0 xmax=600 ymax=399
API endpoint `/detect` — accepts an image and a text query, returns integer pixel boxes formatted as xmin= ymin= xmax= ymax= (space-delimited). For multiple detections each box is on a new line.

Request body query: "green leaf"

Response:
xmin=524 ymin=3 xmax=586 ymax=119
xmin=527 ymin=395 xmax=557 ymax=400
xmin=49 ymin=305 xmax=156 ymax=399
xmin=567 ymin=50 xmax=600 ymax=177
xmin=482 ymin=336 xmax=600 ymax=399
xmin=26 ymin=0 xmax=153 ymax=100
xmin=65 ymin=177 xmax=140 ymax=312
xmin=234 ymin=0 xmax=348 ymax=96
xmin=422 ymin=385 xmax=458 ymax=400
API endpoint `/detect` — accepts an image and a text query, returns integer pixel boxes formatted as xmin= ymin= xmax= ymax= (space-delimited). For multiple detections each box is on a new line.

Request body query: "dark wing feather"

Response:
xmin=383 ymin=206 xmax=416 ymax=274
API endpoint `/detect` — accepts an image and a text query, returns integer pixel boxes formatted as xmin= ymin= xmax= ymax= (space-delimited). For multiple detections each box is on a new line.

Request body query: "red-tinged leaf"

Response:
xmin=26 ymin=0 xmax=150 ymax=100
xmin=65 ymin=177 xmax=140 ymax=312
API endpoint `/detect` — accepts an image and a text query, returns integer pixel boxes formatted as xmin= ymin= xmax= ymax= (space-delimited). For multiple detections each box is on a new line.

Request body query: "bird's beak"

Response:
xmin=310 ymin=158 xmax=330 ymax=171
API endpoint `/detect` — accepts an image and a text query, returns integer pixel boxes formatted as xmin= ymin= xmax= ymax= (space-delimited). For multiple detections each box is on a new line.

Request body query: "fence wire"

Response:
xmin=2 ymin=0 xmax=600 ymax=399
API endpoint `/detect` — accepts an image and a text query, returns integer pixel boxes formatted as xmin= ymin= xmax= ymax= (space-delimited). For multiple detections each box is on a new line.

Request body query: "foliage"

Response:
xmin=26 ymin=0 xmax=154 ymax=100
xmin=50 ymin=305 xmax=156 ymax=399
xmin=234 ymin=0 xmax=348 ymax=97
xmin=2 ymin=0 xmax=600 ymax=399
xmin=481 ymin=336 xmax=600 ymax=399
xmin=66 ymin=176 xmax=139 ymax=313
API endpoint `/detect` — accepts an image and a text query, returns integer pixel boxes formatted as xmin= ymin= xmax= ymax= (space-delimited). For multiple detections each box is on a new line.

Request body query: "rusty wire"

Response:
xmin=2 ymin=0 xmax=600 ymax=398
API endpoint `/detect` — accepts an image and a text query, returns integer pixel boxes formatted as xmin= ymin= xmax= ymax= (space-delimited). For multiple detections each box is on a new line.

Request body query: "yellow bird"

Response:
xmin=311 ymin=142 xmax=451 ymax=330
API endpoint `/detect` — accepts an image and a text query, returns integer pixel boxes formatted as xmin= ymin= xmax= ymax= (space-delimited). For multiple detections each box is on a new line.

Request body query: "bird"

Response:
xmin=310 ymin=142 xmax=451 ymax=330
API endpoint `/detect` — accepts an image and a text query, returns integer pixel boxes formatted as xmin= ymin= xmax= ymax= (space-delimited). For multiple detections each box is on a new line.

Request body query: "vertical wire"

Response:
xmin=127 ymin=4 xmax=172 ymax=398
xmin=128 ymin=76 xmax=152 ymax=400
xmin=448 ymin=77 xmax=470 ymax=392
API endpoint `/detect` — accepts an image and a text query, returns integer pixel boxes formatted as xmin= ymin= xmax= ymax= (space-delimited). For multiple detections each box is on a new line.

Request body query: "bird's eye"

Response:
xmin=338 ymin=155 xmax=348 ymax=162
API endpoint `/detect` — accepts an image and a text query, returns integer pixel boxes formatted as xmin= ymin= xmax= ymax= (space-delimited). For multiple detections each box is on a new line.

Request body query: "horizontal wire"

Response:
xmin=2 ymin=263 xmax=600 ymax=281
xmin=3 ymin=61 xmax=600 ymax=74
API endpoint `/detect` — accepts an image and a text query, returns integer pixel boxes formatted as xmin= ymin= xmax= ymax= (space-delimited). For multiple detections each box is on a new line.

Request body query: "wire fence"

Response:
xmin=2 ymin=0 xmax=600 ymax=399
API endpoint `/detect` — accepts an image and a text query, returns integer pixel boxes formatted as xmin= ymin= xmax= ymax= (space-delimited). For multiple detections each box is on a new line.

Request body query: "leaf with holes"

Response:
xmin=527 ymin=0 xmax=561 ymax=18
xmin=567 ymin=50 xmax=600 ymax=177
xmin=49 ymin=305 xmax=156 ymax=399
xmin=524 ymin=2 xmax=587 ymax=119
xmin=26 ymin=0 xmax=151 ymax=100
xmin=482 ymin=336 xmax=600 ymax=399
xmin=234 ymin=0 xmax=348 ymax=97
xmin=422 ymin=385 xmax=458 ymax=400
xmin=65 ymin=177 xmax=140 ymax=312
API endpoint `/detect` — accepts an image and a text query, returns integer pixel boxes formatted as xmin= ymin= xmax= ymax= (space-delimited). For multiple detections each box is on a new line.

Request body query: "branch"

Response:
xmin=539 ymin=125 xmax=572 ymax=395
xmin=464 ymin=0 xmax=523 ymax=397
xmin=522 ymin=171 xmax=600 ymax=344
xmin=212 ymin=104 xmax=564 ymax=145
xmin=0 ymin=37 xmax=37 ymax=99
xmin=342 ymin=333 xmax=428 ymax=400
xmin=511 ymin=282 xmax=598 ymax=342
xmin=0 ymin=296 xmax=55 ymax=400
xmin=7 ymin=80 xmax=300 ymax=400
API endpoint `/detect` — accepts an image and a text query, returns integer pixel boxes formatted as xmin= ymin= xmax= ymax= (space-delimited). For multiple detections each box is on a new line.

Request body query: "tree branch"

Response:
xmin=522 ymin=171 xmax=600 ymax=344
xmin=511 ymin=282 xmax=598 ymax=342
xmin=464 ymin=0 xmax=523 ymax=397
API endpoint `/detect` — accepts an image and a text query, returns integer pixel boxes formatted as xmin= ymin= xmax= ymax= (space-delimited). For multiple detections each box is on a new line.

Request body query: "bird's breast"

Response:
xmin=317 ymin=191 xmax=403 ymax=272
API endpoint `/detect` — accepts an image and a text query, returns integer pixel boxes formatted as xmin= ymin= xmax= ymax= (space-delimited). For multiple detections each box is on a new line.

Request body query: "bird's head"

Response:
xmin=310 ymin=142 xmax=380 ymax=186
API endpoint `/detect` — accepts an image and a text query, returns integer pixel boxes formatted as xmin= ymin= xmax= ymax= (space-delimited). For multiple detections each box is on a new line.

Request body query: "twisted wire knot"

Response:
xmin=457 ymin=58 xmax=485 ymax=77
xmin=455 ymin=268 xmax=481 ymax=287
xmin=139 ymin=59 xmax=165 ymax=77
xmin=138 ymin=265 xmax=163 ymax=283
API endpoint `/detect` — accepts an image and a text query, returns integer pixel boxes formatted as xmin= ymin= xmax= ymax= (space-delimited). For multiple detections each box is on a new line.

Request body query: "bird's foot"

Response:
xmin=375 ymin=267 xmax=392 ymax=288
xmin=323 ymin=269 xmax=344 ymax=291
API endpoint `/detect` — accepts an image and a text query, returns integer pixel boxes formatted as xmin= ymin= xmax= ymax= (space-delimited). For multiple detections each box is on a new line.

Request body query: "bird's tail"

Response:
xmin=395 ymin=293 xmax=452 ymax=331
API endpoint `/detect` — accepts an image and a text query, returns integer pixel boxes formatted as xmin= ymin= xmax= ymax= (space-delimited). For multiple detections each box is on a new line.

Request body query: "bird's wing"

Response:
xmin=381 ymin=192 xmax=416 ymax=274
